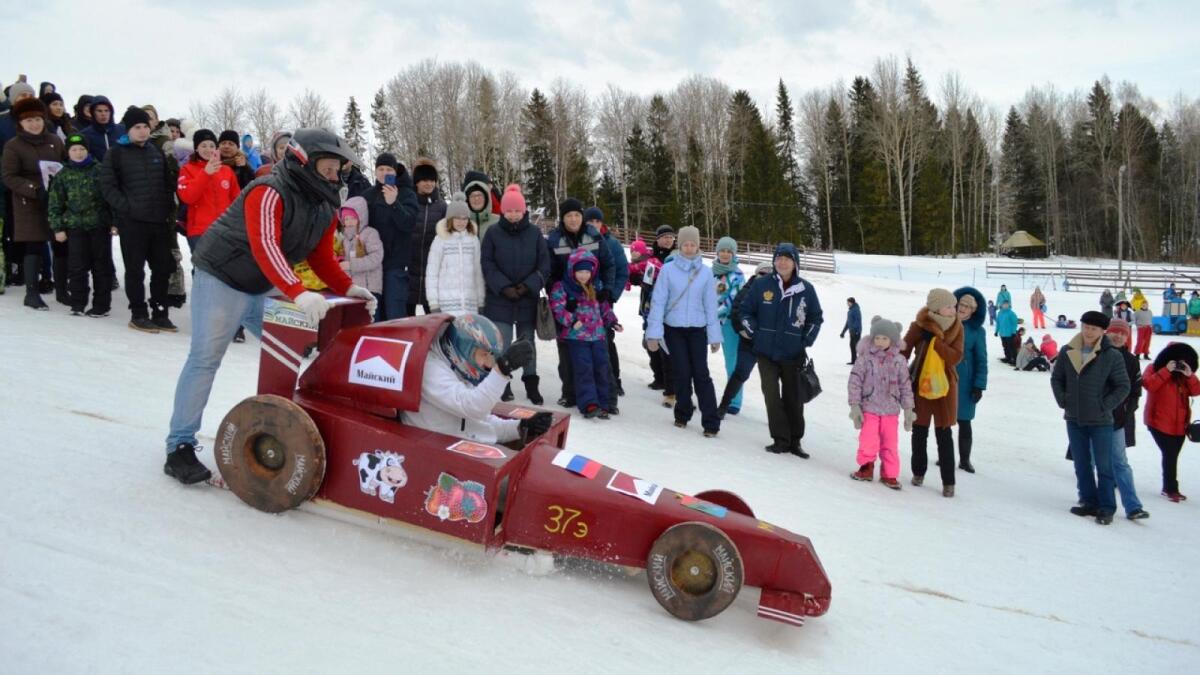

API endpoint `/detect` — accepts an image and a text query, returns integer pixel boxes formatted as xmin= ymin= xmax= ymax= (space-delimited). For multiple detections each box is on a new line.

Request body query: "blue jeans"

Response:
xmin=1111 ymin=428 xmax=1144 ymax=515
xmin=381 ymin=268 xmax=408 ymax=321
xmin=1066 ymin=421 xmax=1116 ymax=514
xmin=165 ymin=269 xmax=266 ymax=452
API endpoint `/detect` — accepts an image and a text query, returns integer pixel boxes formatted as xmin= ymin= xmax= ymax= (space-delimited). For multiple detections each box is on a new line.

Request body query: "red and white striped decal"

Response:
xmin=756 ymin=605 xmax=806 ymax=627
xmin=259 ymin=188 xmax=299 ymax=287
xmin=260 ymin=330 xmax=301 ymax=374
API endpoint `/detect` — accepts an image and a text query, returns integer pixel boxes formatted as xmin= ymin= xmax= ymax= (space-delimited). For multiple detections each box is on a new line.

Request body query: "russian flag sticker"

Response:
xmin=551 ymin=450 xmax=602 ymax=479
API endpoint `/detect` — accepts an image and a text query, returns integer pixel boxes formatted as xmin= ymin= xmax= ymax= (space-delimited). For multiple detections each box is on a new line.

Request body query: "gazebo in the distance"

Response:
xmin=999 ymin=230 xmax=1048 ymax=259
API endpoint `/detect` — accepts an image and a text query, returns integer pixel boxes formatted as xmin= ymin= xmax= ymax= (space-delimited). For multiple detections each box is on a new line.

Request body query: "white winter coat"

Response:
xmin=425 ymin=219 xmax=485 ymax=316
xmin=400 ymin=348 xmax=520 ymax=444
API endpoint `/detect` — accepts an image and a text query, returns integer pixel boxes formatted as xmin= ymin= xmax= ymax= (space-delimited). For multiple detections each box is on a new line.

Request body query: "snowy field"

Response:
xmin=2 ymin=247 xmax=1198 ymax=674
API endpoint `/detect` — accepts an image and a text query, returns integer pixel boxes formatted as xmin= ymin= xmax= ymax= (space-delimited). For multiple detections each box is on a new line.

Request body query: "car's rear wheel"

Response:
xmin=646 ymin=522 xmax=743 ymax=621
xmin=215 ymin=395 xmax=325 ymax=513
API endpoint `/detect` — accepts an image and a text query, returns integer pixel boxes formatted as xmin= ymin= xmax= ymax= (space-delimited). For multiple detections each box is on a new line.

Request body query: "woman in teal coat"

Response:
xmin=713 ymin=237 xmax=746 ymax=413
xmin=953 ymin=287 xmax=988 ymax=473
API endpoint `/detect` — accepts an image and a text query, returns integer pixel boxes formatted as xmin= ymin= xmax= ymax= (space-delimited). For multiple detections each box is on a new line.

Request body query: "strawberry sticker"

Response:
xmin=424 ymin=472 xmax=487 ymax=523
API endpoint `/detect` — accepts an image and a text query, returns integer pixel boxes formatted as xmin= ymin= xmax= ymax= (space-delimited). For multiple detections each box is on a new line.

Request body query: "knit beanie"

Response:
xmin=869 ymin=316 xmax=902 ymax=346
xmin=40 ymin=92 xmax=63 ymax=107
xmin=375 ymin=152 xmax=398 ymax=170
xmin=1106 ymin=318 xmax=1131 ymax=340
xmin=499 ymin=184 xmax=526 ymax=213
xmin=655 ymin=224 xmax=675 ymax=238
xmin=119 ymin=105 xmax=151 ymax=130
xmin=716 ymin=236 xmax=737 ymax=254
xmin=12 ymin=98 xmax=46 ymax=122
xmin=559 ymin=198 xmax=584 ymax=220
xmin=926 ymin=288 xmax=957 ymax=313
xmin=218 ymin=129 xmax=240 ymax=146
xmin=7 ymin=81 xmax=34 ymax=104
xmin=677 ymin=225 xmax=701 ymax=247
xmin=412 ymin=159 xmax=438 ymax=184
xmin=1081 ymin=311 xmax=1110 ymax=330
xmin=65 ymin=133 xmax=88 ymax=153
xmin=192 ymin=128 xmax=217 ymax=148
xmin=445 ymin=191 xmax=470 ymax=221
xmin=583 ymin=206 xmax=603 ymax=223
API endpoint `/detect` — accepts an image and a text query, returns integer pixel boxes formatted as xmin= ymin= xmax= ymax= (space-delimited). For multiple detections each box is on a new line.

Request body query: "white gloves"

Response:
xmin=346 ymin=285 xmax=378 ymax=315
xmin=849 ymin=404 xmax=864 ymax=430
xmin=904 ymin=409 xmax=917 ymax=432
xmin=295 ymin=291 xmax=331 ymax=327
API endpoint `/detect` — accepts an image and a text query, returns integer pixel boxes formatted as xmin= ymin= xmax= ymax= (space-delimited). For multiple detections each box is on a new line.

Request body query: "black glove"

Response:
xmin=502 ymin=286 xmax=521 ymax=301
xmin=970 ymin=388 xmax=983 ymax=403
xmin=515 ymin=283 xmax=530 ymax=297
xmin=840 ymin=331 xmax=846 ymax=338
xmin=565 ymin=297 xmax=578 ymax=313
xmin=597 ymin=289 xmax=611 ymax=303
xmin=519 ymin=412 xmax=555 ymax=440
xmin=496 ymin=340 xmax=535 ymax=377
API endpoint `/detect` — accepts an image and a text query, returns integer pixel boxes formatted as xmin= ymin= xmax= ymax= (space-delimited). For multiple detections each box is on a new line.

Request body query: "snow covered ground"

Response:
xmin=2 ymin=248 xmax=1198 ymax=674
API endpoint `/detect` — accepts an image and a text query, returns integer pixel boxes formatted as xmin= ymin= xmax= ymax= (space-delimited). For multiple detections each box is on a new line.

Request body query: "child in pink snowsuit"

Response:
xmin=848 ymin=316 xmax=916 ymax=489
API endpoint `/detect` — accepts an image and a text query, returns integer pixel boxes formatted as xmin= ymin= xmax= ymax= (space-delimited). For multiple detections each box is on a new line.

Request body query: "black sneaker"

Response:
xmin=959 ymin=462 xmax=976 ymax=473
xmin=70 ymin=308 xmax=85 ymax=316
xmin=790 ymin=444 xmax=810 ymax=459
xmin=557 ymin=397 xmax=575 ymax=408
xmin=764 ymin=442 xmax=788 ymax=454
xmin=703 ymin=429 xmax=718 ymax=438
xmin=1127 ymin=509 xmax=1150 ymax=520
xmin=501 ymin=384 xmax=514 ymax=402
xmin=1095 ymin=512 xmax=1113 ymax=525
xmin=1069 ymin=504 xmax=1098 ymax=517
xmin=24 ymin=295 xmax=49 ymax=311
xmin=129 ymin=317 xmax=160 ymax=333
xmin=673 ymin=420 xmax=687 ymax=429
xmin=163 ymin=443 xmax=213 ymax=485
xmin=85 ymin=307 xmax=110 ymax=318
xmin=233 ymin=327 xmax=246 ymax=343
xmin=606 ymin=406 xmax=619 ymax=416
xmin=648 ymin=380 xmax=664 ymax=391
xmin=152 ymin=315 xmax=178 ymax=332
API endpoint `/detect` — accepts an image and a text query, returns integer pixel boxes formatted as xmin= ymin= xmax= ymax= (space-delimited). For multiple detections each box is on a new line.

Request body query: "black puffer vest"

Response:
xmin=192 ymin=165 xmax=335 ymax=294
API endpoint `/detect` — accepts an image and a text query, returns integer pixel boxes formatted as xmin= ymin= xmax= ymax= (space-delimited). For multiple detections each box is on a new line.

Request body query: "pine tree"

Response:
xmin=847 ymin=77 xmax=891 ymax=253
xmin=999 ymin=107 xmax=1045 ymax=242
xmin=342 ymin=96 xmax=367 ymax=158
xmin=624 ymin=123 xmax=651 ymax=229
xmin=370 ymin=87 xmax=399 ymax=155
xmin=521 ymin=89 xmax=555 ymax=211
xmin=645 ymin=95 xmax=681 ymax=230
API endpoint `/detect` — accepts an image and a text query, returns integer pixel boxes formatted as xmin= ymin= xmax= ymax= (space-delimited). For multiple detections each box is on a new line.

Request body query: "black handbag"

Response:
xmin=798 ymin=356 xmax=822 ymax=404
xmin=535 ymin=296 xmax=557 ymax=341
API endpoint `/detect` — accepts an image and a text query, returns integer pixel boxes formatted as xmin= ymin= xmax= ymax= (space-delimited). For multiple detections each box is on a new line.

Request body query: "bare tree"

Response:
xmin=288 ymin=89 xmax=335 ymax=131
xmin=798 ymin=90 xmax=835 ymax=246
xmin=869 ymin=57 xmax=913 ymax=255
xmin=595 ymin=84 xmax=643 ymax=229
xmin=246 ymin=88 xmax=286 ymax=149
xmin=207 ymin=86 xmax=245 ymax=133
xmin=187 ymin=100 xmax=213 ymax=129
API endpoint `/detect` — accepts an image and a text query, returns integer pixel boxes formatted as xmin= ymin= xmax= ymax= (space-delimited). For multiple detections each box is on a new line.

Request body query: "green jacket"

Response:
xmin=48 ymin=162 xmax=111 ymax=232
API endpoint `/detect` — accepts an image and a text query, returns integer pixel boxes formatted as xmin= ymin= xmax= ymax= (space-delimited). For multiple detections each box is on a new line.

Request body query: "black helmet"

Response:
xmin=284 ymin=128 xmax=363 ymax=206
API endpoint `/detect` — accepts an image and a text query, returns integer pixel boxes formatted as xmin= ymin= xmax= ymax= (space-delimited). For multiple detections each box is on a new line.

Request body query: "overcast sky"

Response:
xmin=6 ymin=0 xmax=1197 ymax=130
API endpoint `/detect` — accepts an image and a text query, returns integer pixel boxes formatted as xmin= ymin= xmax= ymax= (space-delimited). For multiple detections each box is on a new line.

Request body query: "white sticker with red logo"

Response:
xmin=348 ymin=336 xmax=412 ymax=391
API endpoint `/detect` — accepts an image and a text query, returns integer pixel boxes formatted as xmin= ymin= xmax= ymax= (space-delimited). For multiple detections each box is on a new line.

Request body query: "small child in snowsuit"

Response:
xmin=550 ymin=249 xmax=621 ymax=418
xmin=987 ymin=300 xmax=996 ymax=326
xmin=48 ymin=133 xmax=114 ymax=316
xmin=337 ymin=196 xmax=384 ymax=312
xmin=848 ymin=316 xmax=916 ymax=489
xmin=1015 ymin=337 xmax=1051 ymax=371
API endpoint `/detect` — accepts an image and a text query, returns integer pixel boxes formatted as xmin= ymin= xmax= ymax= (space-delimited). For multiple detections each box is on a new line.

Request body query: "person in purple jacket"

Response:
xmin=848 ymin=316 xmax=916 ymax=489
xmin=549 ymin=249 xmax=621 ymax=418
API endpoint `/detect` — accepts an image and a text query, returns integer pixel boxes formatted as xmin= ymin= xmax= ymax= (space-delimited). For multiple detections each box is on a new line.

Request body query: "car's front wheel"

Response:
xmin=646 ymin=522 xmax=744 ymax=622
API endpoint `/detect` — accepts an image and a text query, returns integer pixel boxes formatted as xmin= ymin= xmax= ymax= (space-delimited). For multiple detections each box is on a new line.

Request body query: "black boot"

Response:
xmin=523 ymin=375 xmax=544 ymax=405
xmin=958 ymin=420 xmax=975 ymax=473
xmin=23 ymin=254 xmax=47 ymax=310
xmin=501 ymin=383 xmax=514 ymax=402
xmin=151 ymin=306 xmax=178 ymax=332
xmin=164 ymin=443 xmax=212 ymax=484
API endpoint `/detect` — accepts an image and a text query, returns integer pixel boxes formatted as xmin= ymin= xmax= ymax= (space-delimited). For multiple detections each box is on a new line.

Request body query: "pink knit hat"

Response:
xmin=500 ymin=184 xmax=526 ymax=213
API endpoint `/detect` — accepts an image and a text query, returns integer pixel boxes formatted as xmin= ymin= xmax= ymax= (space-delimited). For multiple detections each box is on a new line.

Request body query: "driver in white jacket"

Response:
xmin=404 ymin=313 xmax=552 ymax=444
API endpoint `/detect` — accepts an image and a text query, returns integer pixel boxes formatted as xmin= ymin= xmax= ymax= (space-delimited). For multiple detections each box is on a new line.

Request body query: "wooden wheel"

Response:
xmin=214 ymin=395 xmax=325 ymax=513
xmin=646 ymin=522 xmax=743 ymax=622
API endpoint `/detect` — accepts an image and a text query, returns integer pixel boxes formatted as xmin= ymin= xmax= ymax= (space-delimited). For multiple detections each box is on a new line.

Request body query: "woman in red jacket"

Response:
xmin=177 ymin=128 xmax=241 ymax=250
xmin=1142 ymin=342 xmax=1200 ymax=502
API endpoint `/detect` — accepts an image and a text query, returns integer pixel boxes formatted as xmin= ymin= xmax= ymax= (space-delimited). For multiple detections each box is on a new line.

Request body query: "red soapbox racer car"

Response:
xmin=212 ymin=296 xmax=831 ymax=627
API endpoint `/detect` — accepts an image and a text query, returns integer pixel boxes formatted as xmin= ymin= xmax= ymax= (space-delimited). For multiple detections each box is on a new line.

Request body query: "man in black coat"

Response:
xmin=361 ymin=153 xmax=417 ymax=320
xmin=407 ymin=157 xmax=446 ymax=316
xmin=100 ymin=106 xmax=179 ymax=332
xmin=1050 ymin=311 xmax=1131 ymax=525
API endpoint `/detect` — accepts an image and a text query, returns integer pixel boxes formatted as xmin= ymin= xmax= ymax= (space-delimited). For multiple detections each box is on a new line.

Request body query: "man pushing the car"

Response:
xmin=162 ymin=128 xmax=380 ymax=485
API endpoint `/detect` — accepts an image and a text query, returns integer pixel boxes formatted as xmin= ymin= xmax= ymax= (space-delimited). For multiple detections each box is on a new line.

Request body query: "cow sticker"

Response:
xmin=352 ymin=450 xmax=408 ymax=504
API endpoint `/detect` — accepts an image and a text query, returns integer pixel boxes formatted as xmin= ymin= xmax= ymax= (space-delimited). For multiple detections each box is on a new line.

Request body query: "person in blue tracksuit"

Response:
xmin=738 ymin=243 xmax=824 ymax=457
xmin=953 ymin=287 xmax=988 ymax=473
xmin=712 ymin=236 xmax=746 ymax=414
xmin=646 ymin=225 xmax=723 ymax=437
xmin=841 ymin=297 xmax=862 ymax=364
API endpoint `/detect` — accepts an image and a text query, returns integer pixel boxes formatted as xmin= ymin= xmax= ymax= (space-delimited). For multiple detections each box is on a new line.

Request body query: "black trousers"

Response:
xmin=406 ymin=300 xmax=431 ymax=317
xmin=605 ymin=326 xmax=620 ymax=406
xmin=1000 ymin=336 xmax=1016 ymax=364
xmin=912 ymin=424 xmax=956 ymax=486
xmin=557 ymin=338 xmax=575 ymax=401
xmin=648 ymin=344 xmax=675 ymax=395
xmin=1149 ymin=428 xmax=1185 ymax=493
xmin=67 ymin=229 xmax=114 ymax=312
xmin=665 ymin=326 xmax=720 ymax=432
xmin=957 ymin=419 xmax=973 ymax=465
xmin=758 ymin=355 xmax=805 ymax=446
xmin=847 ymin=331 xmax=861 ymax=363
xmin=118 ymin=219 xmax=175 ymax=318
